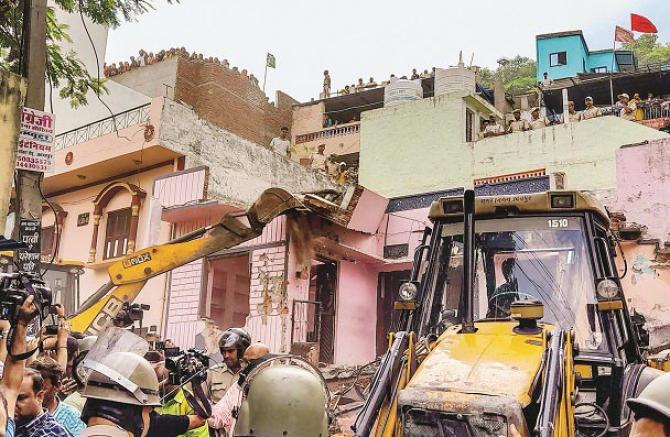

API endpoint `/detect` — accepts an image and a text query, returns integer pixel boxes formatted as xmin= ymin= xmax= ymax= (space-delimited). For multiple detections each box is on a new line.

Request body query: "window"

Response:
xmin=592 ymin=67 xmax=608 ymax=73
xmin=41 ymin=226 xmax=55 ymax=259
xmin=104 ymin=208 xmax=131 ymax=259
xmin=550 ymin=51 xmax=567 ymax=67
xmin=465 ymin=108 xmax=475 ymax=142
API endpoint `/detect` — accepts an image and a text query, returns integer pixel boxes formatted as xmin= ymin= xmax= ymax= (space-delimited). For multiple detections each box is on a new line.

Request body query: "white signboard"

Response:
xmin=17 ymin=107 xmax=55 ymax=173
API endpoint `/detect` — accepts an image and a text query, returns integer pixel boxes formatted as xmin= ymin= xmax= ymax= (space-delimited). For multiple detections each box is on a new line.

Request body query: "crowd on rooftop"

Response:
xmin=481 ymin=92 xmax=665 ymax=139
xmin=322 ymin=67 xmax=435 ymax=98
xmin=103 ymin=48 xmax=260 ymax=87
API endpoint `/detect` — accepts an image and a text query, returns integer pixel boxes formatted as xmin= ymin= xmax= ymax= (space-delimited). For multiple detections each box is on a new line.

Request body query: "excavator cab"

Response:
xmin=355 ymin=191 xmax=660 ymax=437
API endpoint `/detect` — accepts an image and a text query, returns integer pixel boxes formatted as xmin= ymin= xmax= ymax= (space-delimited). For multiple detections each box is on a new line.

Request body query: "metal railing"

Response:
xmin=295 ymin=122 xmax=360 ymax=144
xmin=596 ymin=100 xmax=670 ymax=121
xmin=54 ymin=103 xmax=151 ymax=150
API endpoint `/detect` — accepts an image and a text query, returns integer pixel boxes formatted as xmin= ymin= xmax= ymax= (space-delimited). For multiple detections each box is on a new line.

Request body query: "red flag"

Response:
xmin=631 ymin=13 xmax=658 ymax=33
xmin=615 ymin=26 xmax=635 ymax=44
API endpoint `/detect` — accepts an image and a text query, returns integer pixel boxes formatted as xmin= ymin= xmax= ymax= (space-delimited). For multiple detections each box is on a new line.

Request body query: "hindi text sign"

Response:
xmin=17 ymin=108 xmax=55 ymax=173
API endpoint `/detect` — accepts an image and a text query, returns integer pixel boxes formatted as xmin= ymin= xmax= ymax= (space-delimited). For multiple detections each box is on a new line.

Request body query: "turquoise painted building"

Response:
xmin=536 ymin=31 xmax=636 ymax=83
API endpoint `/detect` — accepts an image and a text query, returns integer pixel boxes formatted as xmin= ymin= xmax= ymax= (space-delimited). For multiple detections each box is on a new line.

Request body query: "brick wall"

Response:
xmin=174 ymin=57 xmax=297 ymax=147
xmin=164 ymin=218 xmax=209 ymax=348
xmin=246 ymin=245 xmax=289 ymax=352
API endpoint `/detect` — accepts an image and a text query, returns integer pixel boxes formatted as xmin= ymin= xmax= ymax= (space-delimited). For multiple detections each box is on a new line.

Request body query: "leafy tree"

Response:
xmin=0 ymin=0 xmax=173 ymax=108
xmin=623 ymin=34 xmax=670 ymax=66
xmin=479 ymin=55 xmax=537 ymax=95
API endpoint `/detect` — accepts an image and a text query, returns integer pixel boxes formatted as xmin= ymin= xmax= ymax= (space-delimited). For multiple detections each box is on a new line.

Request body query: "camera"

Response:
xmin=0 ymin=271 xmax=52 ymax=321
xmin=112 ymin=303 xmax=150 ymax=328
xmin=164 ymin=348 xmax=210 ymax=386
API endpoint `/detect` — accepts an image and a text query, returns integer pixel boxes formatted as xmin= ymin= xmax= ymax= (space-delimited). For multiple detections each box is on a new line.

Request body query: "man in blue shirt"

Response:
xmin=29 ymin=357 xmax=85 ymax=435
xmin=15 ymin=369 xmax=69 ymax=437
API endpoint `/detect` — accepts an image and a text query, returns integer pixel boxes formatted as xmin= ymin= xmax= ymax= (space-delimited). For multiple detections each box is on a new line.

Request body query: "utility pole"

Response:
xmin=15 ymin=0 xmax=48 ymax=272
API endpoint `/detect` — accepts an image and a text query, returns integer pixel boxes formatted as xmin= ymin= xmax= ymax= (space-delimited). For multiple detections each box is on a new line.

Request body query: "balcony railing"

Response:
xmin=295 ymin=122 xmax=360 ymax=144
xmin=54 ymin=103 xmax=151 ymax=150
xmin=595 ymin=99 xmax=670 ymax=121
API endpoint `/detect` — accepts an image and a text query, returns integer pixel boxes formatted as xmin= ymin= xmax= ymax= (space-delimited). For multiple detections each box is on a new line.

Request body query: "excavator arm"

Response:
xmin=68 ymin=188 xmax=304 ymax=336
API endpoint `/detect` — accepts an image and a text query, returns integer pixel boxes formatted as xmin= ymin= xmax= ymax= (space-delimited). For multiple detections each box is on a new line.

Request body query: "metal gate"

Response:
xmin=291 ymin=300 xmax=321 ymax=360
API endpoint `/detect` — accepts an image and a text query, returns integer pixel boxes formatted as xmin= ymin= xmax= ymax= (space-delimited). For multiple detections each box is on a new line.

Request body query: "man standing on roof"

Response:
xmin=619 ymin=93 xmax=637 ymax=121
xmin=529 ymin=107 xmax=549 ymax=130
xmin=483 ymin=115 xmax=504 ymax=137
xmin=269 ymin=127 xmax=291 ymax=158
xmin=322 ymin=70 xmax=331 ymax=98
xmin=540 ymin=72 xmax=552 ymax=87
xmin=580 ymin=96 xmax=602 ymax=120
xmin=507 ymin=109 xmax=530 ymax=133
xmin=565 ymin=101 xmax=580 ymax=123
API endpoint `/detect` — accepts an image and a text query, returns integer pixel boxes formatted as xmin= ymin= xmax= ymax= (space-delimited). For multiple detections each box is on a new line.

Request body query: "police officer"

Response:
xmin=79 ymin=351 xmax=160 ymax=437
xmin=234 ymin=356 xmax=329 ymax=437
xmin=628 ymin=372 xmax=670 ymax=436
xmin=208 ymin=328 xmax=251 ymax=403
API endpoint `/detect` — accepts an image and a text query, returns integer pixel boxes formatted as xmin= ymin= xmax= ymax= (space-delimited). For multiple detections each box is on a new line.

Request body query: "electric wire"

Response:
xmin=77 ymin=1 xmax=128 ymax=142
xmin=38 ymin=173 xmax=59 ymax=278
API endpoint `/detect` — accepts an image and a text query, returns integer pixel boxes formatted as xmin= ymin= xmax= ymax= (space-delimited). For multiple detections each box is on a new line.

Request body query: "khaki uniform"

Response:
xmin=508 ymin=119 xmax=530 ymax=133
xmin=208 ymin=367 xmax=238 ymax=403
xmin=621 ymin=101 xmax=637 ymax=121
xmin=567 ymin=112 xmax=580 ymax=123
xmin=529 ymin=117 xmax=548 ymax=130
xmin=580 ymin=106 xmax=602 ymax=120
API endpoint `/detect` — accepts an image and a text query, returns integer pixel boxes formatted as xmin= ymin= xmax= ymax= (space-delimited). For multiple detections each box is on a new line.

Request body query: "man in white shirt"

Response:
xmin=483 ymin=115 xmax=504 ymax=137
xmin=540 ymin=72 xmax=552 ymax=87
xmin=310 ymin=144 xmax=327 ymax=172
xmin=269 ymin=127 xmax=291 ymax=157
xmin=208 ymin=343 xmax=270 ymax=436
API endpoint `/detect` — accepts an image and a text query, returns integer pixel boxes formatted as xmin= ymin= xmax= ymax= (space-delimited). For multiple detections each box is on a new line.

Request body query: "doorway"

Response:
xmin=309 ymin=258 xmax=338 ymax=364
xmin=208 ymin=254 xmax=251 ymax=331
xmin=376 ymin=270 xmax=411 ymax=356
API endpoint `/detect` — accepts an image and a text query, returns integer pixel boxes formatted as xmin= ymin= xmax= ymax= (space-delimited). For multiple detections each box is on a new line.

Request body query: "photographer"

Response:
xmin=154 ymin=361 xmax=209 ymax=437
xmin=0 ymin=296 xmax=41 ymax=437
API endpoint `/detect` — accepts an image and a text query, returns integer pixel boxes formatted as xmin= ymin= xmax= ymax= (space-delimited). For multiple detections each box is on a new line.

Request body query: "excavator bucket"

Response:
xmin=245 ymin=187 xmax=305 ymax=230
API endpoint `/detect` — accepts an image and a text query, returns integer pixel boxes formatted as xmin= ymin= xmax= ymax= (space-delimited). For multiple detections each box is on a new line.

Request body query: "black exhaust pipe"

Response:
xmin=459 ymin=189 xmax=477 ymax=334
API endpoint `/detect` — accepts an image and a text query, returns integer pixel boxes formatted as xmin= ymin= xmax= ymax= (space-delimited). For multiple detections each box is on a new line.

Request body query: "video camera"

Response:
xmin=0 ymin=271 xmax=52 ymax=322
xmin=164 ymin=348 xmax=210 ymax=386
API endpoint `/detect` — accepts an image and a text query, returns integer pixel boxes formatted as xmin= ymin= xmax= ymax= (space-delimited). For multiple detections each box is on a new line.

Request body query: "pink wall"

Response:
xmin=348 ymin=188 xmax=389 ymax=234
xmin=334 ymin=261 xmax=379 ymax=365
xmin=614 ymin=139 xmax=670 ymax=242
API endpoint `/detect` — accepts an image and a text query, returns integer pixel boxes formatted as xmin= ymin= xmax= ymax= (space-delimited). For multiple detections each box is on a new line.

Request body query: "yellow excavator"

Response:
xmin=67 ymin=188 xmax=303 ymax=336
xmin=353 ymin=190 xmax=662 ymax=437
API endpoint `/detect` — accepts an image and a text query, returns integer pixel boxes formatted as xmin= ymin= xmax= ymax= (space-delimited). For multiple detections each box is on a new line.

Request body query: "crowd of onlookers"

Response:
xmin=268 ymin=127 xmax=357 ymax=185
xmin=322 ymin=67 xmax=435 ymax=98
xmin=103 ymin=48 xmax=260 ymax=87
xmin=480 ymin=92 xmax=665 ymax=139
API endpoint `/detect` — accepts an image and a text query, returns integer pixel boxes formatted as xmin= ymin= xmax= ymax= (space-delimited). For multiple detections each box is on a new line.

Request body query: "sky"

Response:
xmin=106 ymin=0 xmax=669 ymax=103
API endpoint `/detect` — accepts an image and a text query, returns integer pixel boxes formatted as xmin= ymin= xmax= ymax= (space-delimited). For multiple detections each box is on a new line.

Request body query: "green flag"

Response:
xmin=266 ymin=52 xmax=276 ymax=69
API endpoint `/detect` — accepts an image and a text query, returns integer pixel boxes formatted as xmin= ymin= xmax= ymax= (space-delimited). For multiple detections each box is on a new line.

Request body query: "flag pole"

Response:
xmin=262 ymin=61 xmax=269 ymax=94
xmin=609 ymin=36 xmax=616 ymax=106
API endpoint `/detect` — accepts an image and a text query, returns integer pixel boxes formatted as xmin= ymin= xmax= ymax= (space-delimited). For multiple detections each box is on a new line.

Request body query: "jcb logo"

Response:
xmin=85 ymin=297 xmax=123 ymax=336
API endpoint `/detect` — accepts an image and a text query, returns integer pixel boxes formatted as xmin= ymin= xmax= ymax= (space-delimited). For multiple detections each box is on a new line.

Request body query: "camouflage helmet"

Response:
xmin=82 ymin=351 xmax=160 ymax=406
xmin=234 ymin=357 xmax=329 ymax=437
xmin=628 ymin=372 xmax=670 ymax=421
